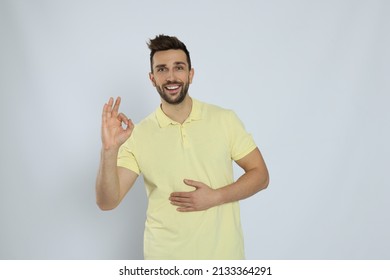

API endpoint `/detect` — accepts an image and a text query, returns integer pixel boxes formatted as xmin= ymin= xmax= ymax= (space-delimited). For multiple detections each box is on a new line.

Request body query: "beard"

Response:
xmin=155 ymin=80 xmax=190 ymax=105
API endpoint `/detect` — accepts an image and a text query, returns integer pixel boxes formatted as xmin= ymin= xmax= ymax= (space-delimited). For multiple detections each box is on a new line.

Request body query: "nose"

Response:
xmin=165 ymin=69 xmax=176 ymax=82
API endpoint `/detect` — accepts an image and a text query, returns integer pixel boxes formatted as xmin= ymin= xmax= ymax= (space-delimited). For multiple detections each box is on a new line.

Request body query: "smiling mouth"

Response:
xmin=164 ymin=84 xmax=181 ymax=94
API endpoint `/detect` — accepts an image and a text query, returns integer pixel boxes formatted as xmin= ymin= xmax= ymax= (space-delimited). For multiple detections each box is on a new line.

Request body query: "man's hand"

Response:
xmin=101 ymin=97 xmax=134 ymax=150
xmin=96 ymin=97 xmax=137 ymax=211
xmin=169 ymin=179 xmax=222 ymax=212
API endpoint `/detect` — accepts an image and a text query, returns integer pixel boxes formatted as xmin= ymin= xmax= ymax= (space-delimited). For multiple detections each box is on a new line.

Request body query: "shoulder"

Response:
xmin=129 ymin=110 xmax=158 ymax=141
xmin=137 ymin=111 xmax=157 ymax=127
xmin=195 ymin=99 xmax=236 ymax=120
xmin=196 ymin=99 xmax=248 ymax=135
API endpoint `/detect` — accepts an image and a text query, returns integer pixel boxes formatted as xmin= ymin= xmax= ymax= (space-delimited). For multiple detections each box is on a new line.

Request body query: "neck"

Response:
xmin=161 ymin=95 xmax=192 ymax=124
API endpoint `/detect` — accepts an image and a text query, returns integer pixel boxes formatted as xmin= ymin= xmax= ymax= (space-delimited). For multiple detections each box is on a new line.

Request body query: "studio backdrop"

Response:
xmin=0 ymin=0 xmax=389 ymax=259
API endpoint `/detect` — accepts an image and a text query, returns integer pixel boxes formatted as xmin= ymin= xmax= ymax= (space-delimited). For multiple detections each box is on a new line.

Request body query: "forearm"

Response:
xmin=170 ymin=149 xmax=269 ymax=212
xmin=96 ymin=148 xmax=121 ymax=210
xmin=216 ymin=167 xmax=269 ymax=205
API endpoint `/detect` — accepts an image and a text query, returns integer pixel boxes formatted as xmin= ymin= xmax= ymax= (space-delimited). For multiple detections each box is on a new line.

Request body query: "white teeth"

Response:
xmin=166 ymin=85 xmax=179 ymax=90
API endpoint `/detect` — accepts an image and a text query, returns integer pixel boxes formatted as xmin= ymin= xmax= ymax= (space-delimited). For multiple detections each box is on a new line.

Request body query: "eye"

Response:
xmin=156 ymin=67 xmax=166 ymax=72
xmin=176 ymin=66 xmax=184 ymax=71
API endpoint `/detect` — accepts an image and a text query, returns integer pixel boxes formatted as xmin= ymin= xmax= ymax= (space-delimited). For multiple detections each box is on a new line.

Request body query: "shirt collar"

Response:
xmin=155 ymin=98 xmax=203 ymax=128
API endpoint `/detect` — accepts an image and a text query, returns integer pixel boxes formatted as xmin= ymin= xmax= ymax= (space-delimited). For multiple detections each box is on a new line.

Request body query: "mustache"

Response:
xmin=163 ymin=81 xmax=183 ymax=87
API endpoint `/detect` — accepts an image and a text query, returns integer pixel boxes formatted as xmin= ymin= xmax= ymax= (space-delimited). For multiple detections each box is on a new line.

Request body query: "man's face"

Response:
xmin=149 ymin=49 xmax=194 ymax=105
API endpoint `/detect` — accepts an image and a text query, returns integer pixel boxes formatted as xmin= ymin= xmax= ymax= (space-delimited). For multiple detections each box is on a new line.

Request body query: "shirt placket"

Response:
xmin=180 ymin=124 xmax=190 ymax=148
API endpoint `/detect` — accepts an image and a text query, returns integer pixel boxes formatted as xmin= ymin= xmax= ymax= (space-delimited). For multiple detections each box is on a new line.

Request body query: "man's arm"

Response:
xmin=96 ymin=151 xmax=138 ymax=210
xmin=95 ymin=97 xmax=138 ymax=210
xmin=169 ymin=147 xmax=269 ymax=212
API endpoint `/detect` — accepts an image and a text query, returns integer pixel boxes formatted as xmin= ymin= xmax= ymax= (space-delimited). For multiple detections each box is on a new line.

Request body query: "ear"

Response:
xmin=149 ymin=72 xmax=156 ymax=87
xmin=189 ymin=68 xmax=195 ymax=84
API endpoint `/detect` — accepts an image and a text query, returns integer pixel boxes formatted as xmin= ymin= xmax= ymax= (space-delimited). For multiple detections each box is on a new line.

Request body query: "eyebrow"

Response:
xmin=154 ymin=61 xmax=187 ymax=69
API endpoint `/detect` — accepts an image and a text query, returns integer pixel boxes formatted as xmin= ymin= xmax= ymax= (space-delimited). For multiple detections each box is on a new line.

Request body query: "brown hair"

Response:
xmin=147 ymin=35 xmax=191 ymax=72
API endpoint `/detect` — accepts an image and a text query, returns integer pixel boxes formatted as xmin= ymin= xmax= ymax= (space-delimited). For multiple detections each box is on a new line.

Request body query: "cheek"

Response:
xmin=151 ymin=77 xmax=160 ymax=87
xmin=187 ymin=72 xmax=194 ymax=84
xmin=153 ymin=75 xmax=164 ymax=85
xmin=150 ymin=73 xmax=162 ymax=87
xmin=177 ymin=73 xmax=190 ymax=83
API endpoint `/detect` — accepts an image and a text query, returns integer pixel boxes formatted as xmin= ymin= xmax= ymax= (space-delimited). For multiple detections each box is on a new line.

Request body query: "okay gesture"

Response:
xmin=101 ymin=97 xmax=134 ymax=150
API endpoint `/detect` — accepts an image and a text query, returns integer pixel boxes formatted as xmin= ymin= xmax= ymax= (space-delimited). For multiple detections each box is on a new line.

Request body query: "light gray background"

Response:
xmin=0 ymin=0 xmax=389 ymax=259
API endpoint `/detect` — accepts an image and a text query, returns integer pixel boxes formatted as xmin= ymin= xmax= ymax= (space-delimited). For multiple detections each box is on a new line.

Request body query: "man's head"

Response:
xmin=147 ymin=35 xmax=191 ymax=72
xmin=147 ymin=35 xmax=194 ymax=105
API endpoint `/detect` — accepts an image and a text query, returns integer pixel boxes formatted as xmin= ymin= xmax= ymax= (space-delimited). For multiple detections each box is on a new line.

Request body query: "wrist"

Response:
xmin=214 ymin=188 xmax=226 ymax=206
xmin=101 ymin=147 xmax=119 ymax=158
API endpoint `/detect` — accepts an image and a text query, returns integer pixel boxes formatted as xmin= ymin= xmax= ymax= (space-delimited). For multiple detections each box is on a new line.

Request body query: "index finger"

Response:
xmin=102 ymin=97 xmax=114 ymax=121
xmin=170 ymin=192 xmax=192 ymax=198
xmin=112 ymin=96 xmax=121 ymax=115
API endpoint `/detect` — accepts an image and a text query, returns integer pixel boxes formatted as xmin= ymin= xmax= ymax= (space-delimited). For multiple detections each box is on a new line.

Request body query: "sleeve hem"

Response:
xmin=232 ymin=145 xmax=257 ymax=162
xmin=117 ymin=162 xmax=141 ymax=175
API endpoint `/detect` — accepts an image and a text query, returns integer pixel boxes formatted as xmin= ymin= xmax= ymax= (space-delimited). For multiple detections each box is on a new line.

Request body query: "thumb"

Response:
xmin=124 ymin=119 xmax=134 ymax=132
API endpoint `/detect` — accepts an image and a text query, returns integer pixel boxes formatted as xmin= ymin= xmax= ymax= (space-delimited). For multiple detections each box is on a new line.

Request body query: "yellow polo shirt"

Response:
xmin=117 ymin=98 xmax=257 ymax=259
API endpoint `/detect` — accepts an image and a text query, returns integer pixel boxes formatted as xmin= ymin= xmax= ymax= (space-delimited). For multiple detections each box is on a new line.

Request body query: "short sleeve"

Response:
xmin=117 ymin=134 xmax=141 ymax=175
xmin=227 ymin=110 xmax=257 ymax=161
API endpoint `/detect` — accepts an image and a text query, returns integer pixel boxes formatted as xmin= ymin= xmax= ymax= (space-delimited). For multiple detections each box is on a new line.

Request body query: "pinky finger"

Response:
xmin=176 ymin=207 xmax=196 ymax=212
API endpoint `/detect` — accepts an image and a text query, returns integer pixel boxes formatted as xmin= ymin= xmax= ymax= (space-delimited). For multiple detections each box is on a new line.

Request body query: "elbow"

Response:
xmin=95 ymin=185 xmax=120 ymax=211
xmin=258 ymin=171 xmax=270 ymax=192
xmin=97 ymin=203 xmax=117 ymax=211
xmin=96 ymin=198 xmax=119 ymax=211
xmin=262 ymin=176 xmax=270 ymax=190
xmin=97 ymin=203 xmax=116 ymax=211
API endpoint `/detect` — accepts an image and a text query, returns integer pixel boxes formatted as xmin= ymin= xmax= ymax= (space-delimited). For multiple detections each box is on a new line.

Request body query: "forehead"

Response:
xmin=152 ymin=49 xmax=188 ymax=67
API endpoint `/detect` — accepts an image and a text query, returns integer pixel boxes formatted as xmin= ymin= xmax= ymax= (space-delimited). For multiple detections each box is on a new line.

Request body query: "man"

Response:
xmin=96 ymin=35 xmax=269 ymax=259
